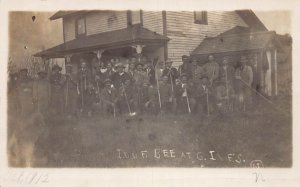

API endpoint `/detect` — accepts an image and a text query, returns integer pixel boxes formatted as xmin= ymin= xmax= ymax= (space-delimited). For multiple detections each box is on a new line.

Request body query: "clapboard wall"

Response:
xmin=142 ymin=11 xmax=164 ymax=35
xmin=166 ymin=11 xmax=248 ymax=67
xmin=63 ymin=11 xmax=128 ymax=42
xmin=63 ymin=10 xmax=248 ymax=66
xmin=85 ymin=11 xmax=127 ymax=36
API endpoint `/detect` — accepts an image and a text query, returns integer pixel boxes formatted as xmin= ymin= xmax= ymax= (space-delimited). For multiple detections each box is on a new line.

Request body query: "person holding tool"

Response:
xmin=78 ymin=59 xmax=92 ymax=113
xmin=158 ymin=75 xmax=173 ymax=114
xmin=175 ymin=73 xmax=196 ymax=114
xmin=204 ymin=55 xmax=219 ymax=86
xmin=162 ymin=59 xmax=178 ymax=113
xmin=49 ymin=64 xmax=64 ymax=116
xmin=235 ymin=55 xmax=253 ymax=111
xmin=62 ymin=64 xmax=78 ymax=118
xmin=33 ymin=69 xmax=51 ymax=117
xmin=196 ymin=76 xmax=212 ymax=115
xmin=100 ymin=79 xmax=118 ymax=117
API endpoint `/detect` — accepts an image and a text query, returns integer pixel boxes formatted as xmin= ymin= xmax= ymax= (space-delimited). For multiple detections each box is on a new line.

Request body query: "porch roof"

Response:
xmin=34 ymin=24 xmax=169 ymax=58
xmin=191 ymin=26 xmax=281 ymax=56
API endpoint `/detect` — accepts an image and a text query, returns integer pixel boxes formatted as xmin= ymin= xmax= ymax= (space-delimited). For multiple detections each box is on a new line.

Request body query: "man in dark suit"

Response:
xmin=111 ymin=63 xmax=131 ymax=89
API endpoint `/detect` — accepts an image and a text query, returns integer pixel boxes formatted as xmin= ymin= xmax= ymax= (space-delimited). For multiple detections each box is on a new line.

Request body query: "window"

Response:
xmin=76 ymin=17 xmax=86 ymax=37
xmin=194 ymin=11 xmax=208 ymax=24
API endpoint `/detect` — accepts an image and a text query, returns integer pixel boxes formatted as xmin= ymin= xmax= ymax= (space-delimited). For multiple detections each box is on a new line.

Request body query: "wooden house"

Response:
xmin=35 ymin=10 xmax=283 ymax=96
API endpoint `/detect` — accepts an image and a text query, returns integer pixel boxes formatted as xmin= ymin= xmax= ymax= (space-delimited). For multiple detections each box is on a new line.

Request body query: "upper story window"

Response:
xmin=76 ymin=17 xmax=86 ymax=37
xmin=194 ymin=11 xmax=208 ymax=25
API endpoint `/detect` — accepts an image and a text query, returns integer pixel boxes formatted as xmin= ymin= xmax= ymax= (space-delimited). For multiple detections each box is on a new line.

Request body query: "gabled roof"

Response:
xmin=50 ymin=11 xmax=85 ymax=20
xmin=34 ymin=24 xmax=169 ymax=58
xmin=191 ymin=26 xmax=280 ymax=55
xmin=235 ymin=10 xmax=268 ymax=31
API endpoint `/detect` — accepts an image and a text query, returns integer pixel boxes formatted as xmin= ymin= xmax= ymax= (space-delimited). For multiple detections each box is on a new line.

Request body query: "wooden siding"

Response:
xmin=166 ymin=11 xmax=248 ymax=67
xmin=86 ymin=11 xmax=127 ymax=36
xmin=142 ymin=11 xmax=163 ymax=35
xmin=64 ymin=16 xmax=76 ymax=42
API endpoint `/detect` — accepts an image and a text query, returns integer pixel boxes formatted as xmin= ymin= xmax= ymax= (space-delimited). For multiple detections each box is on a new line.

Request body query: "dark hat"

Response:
xmin=19 ymin=68 xmax=28 ymax=73
xmin=52 ymin=64 xmax=62 ymax=71
xmin=104 ymin=79 xmax=112 ymax=84
xmin=38 ymin=70 xmax=47 ymax=75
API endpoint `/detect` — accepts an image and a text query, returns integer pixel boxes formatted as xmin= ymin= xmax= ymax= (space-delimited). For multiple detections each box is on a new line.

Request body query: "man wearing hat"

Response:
xmin=116 ymin=78 xmax=138 ymax=115
xmin=144 ymin=60 xmax=156 ymax=85
xmin=8 ymin=71 xmax=20 ymax=115
xmin=196 ymin=76 xmax=213 ymax=115
xmin=63 ymin=64 xmax=79 ymax=118
xmin=178 ymin=55 xmax=192 ymax=77
xmin=100 ymin=79 xmax=118 ymax=116
xmin=235 ymin=55 xmax=253 ymax=111
xmin=204 ymin=55 xmax=220 ymax=86
xmin=111 ymin=62 xmax=130 ymax=89
xmin=214 ymin=81 xmax=235 ymax=114
xmin=17 ymin=68 xmax=34 ymax=117
xmin=133 ymin=62 xmax=148 ymax=114
xmin=49 ymin=64 xmax=64 ymax=115
xmin=94 ymin=61 xmax=108 ymax=90
xmin=158 ymin=75 xmax=173 ymax=114
xmin=162 ymin=59 xmax=178 ymax=110
xmin=174 ymin=74 xmax=196 ymax=114
xmin=219 ymin=57 xmax=235 ymax=85
xmin=190 ymin=56 xmax=205 ymax=86
xmin=127 ymin=57 xmax=136 ymax=82
xmin=162 ymin=59 xmax=178 ymax=84
xmin=78 ymin=59 xmax=93 ymax=112
xmin=33 ymin=69 xmax=51 ymax=117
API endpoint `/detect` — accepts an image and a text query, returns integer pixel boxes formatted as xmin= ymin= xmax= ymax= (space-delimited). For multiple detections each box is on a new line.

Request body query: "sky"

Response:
xmin=8 ymin=10 xmax=291 ymax=68
xmin=9 ymin=12 xmax=63 ymax=66
xmin=255 ymin=10 xmax=291 ymax=35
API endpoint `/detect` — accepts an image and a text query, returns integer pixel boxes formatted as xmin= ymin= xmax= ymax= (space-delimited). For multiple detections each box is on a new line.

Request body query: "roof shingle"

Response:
xmin=191 ymin=27 xmax=278 ymax=55
xmin=35 ymin=24 xmax=169 ymax=58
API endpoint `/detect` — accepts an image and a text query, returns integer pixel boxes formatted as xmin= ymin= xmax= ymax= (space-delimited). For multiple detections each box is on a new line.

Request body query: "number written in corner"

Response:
xmin=4 ymin=171 xmax=49 ymax=185
xmin=253 ymin=172 xmax=266 ymax=183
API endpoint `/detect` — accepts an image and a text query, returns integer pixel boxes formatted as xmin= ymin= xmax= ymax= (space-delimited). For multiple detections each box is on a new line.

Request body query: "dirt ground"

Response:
xmin=7 ymin=95 xmax=292 ymax=168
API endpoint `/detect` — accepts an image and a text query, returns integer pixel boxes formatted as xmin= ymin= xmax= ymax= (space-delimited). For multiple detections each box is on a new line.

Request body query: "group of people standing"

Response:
xmin=8 ymin=54 xmax=255 ymax=119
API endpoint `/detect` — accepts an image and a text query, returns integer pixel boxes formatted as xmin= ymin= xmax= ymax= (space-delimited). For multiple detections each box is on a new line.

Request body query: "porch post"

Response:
xmin=256 ymin=50 xmax=263 ymax=92
xmin=271 ymin=48 xmax=276 ymax=96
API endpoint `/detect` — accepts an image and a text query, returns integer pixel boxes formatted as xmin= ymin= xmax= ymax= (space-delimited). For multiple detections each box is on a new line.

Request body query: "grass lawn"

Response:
xmin=8 ymin=95 xmax=292 ymax=168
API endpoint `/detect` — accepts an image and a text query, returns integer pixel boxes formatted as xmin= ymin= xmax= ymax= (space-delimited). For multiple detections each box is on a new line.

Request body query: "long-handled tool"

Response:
xmin=206 ymin=87 xmax=210 ymax=116
xmin=113 ymin=105 xmax=116 ymax=118
xmin=156 ymin=77 xmax=162 ymax=110
xmin=185 ymin=87 xmax=191 ymax=114
xmin=238 ymin=77 xmax=290 ymax=117
xmin=65 ymin=78 xmax=69 ymax=109
xmin=122 ymin=83 xmax=136 ymax=116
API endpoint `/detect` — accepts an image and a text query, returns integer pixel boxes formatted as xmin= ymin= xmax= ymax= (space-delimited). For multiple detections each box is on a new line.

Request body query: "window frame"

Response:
xmin=194 ymin=11 xmax=208 ymax=25
xmin=75 ymin=16 xmax=86 ymax=38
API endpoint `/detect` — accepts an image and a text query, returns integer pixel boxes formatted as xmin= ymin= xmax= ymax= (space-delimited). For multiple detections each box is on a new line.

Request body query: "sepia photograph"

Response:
xmin=6 ymin=9 xmax=292 ymax=169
